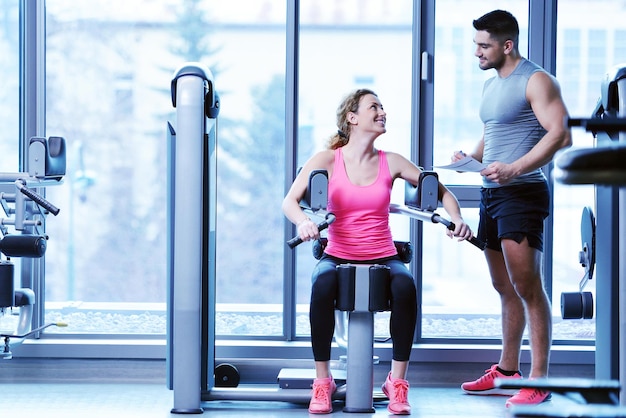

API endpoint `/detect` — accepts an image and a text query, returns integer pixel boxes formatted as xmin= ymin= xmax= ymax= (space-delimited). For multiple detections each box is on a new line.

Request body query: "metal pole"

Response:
xmin=169 ymin=64 xmax=213 ymax=414
xmin=618 ymin=77 xmax=626 ymax=406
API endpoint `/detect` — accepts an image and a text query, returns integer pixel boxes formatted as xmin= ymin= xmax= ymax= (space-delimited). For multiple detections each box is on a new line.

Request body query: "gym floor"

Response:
xmin=0 ymin=359 xmax=596 ymax=418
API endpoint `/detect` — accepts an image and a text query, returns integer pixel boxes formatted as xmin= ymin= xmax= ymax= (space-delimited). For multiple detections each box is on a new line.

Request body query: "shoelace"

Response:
xmin=479 ymin=368 xmax=498 ymax=382
xmin=311 ymin=383 xmax=331 ymax=404
xmin=391 ymin=380 xmax=409 ymax=403
xmin=519 ymin=388 xmax=546 ymax=401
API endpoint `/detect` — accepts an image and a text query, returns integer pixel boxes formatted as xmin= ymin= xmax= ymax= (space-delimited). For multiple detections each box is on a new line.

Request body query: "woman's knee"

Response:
xmin=311 ymin=262 xmax=338 ymax=300
xmin=390 ymin=276 xmax=417 ymax=310
xmin=389 ymin=267 xmax=416 ymax=293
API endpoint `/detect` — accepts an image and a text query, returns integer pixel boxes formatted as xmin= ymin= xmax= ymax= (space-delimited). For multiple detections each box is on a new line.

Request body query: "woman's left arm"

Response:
xmin=390 ymin=152 xmax=473 ymax=240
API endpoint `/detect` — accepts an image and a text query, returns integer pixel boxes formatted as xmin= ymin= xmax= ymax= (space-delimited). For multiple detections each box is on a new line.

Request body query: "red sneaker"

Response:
xmin=381 ymin=372 xmax=411 ymax=415
xmin=505 ymin=387 xmax=551 ymax=408
xmin=308 ymin=376 xmax=337 ymax=414
xmin=461 ymin=364 xmax=522 ymax=395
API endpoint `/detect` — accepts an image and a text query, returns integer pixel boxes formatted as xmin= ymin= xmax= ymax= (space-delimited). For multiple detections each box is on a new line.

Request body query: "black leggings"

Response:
xmin=310 ymin=254 xmax=417 ymax=362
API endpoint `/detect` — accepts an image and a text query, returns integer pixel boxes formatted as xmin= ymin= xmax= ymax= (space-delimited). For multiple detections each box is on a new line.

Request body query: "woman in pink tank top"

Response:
xmin=283 ymin=89 xmax=473 ymax=415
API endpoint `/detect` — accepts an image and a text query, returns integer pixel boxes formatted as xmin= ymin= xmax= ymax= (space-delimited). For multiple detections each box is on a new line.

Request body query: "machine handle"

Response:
xmin=433 ymin=214 xmax=486 ymax=251
xmin=287 ymin=213 xmax=336 ymax=249
xmin=390 ymin=204 xmax=485 ymax=251
xmin=567 ymin=116 xmax=626 ymax=132
xmin=16 ymin=180 xmax=60 ymax=216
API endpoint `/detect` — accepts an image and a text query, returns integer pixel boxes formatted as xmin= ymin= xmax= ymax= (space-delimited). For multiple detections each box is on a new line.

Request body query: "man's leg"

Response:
xmin=501 ymin=238 xmax=552 ymax=378
xmin=460 ymin=247 xmax=525 ymax=396
xmin=485 ymin=247 xmax=526 ymax=371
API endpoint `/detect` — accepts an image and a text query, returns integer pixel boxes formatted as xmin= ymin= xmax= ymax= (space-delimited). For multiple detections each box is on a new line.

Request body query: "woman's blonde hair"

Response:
xmin=327 ymin=88 xmax=377 ymax=150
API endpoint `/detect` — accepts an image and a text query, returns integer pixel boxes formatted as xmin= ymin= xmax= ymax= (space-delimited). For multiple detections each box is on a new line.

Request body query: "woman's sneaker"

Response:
xmin=308 ymin=376 xmax=337 ymax=414
xmin=381 ymin=372 xmax=411 ymax=415
xmin=505 ymin=387 xmax=552 ymax=408
xmin=461 ymin=364 xmax=522 ymax=395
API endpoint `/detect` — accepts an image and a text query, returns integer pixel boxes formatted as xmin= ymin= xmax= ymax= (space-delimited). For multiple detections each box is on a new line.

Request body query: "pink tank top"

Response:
xmin=325 ymin=148 xmax=397 ymax=260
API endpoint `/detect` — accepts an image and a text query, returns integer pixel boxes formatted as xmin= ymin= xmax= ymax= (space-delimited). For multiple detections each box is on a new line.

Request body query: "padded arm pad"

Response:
xmin=28 ymin=136 xmax=67 ymax=180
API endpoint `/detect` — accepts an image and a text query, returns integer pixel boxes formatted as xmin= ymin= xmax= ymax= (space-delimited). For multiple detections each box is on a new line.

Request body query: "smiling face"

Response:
xmin=349 ymin=93 xmax=387 ymax=135
xmin=473 ymin=30 xmax=507 ymax=71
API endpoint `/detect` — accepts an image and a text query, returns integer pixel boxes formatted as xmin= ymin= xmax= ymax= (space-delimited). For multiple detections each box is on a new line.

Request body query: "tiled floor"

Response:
xmin=0 ymin=359 xmax=609 ymax=418
xmin=5 ymin=380 xmax=616 ymax=418
xmin=0 ymin=381 xmax=560 ymax=418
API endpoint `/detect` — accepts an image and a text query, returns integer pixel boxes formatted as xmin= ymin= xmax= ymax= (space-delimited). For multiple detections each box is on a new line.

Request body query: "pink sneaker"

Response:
xmin=308 ymin=376 xmax=337 ymax=414
xmin=381 ymin=372 xmax=411 ymax=415
xmin=505 ymin=387 xmax=551 ymax=408
xmin=461 ymin=364 xmax=522 ymax=395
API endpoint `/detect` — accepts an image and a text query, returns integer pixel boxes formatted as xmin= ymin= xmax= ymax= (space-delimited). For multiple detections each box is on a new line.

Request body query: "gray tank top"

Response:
xmin=479 ymin=58 xmax=547 ymax=188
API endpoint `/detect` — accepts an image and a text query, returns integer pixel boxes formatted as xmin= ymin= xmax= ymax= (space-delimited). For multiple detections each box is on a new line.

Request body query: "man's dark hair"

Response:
xmin=473 ymin=10 xmax=519 ymax=47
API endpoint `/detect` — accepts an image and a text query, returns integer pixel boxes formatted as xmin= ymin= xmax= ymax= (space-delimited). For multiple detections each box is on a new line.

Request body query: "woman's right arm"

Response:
xmin=282 ymin=150 xmax=333 ymax=242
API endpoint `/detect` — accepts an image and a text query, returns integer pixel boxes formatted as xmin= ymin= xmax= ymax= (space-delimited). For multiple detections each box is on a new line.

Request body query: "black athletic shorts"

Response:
xmin=478 ymin=181 xmax=550 ymax=252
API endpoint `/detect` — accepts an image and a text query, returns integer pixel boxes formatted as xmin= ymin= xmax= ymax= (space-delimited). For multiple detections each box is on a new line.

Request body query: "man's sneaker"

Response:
xmin=505 ymin=387 xmax=551 ymax=408
xmin=308 ymin=376 xmax=337 ymax=414
xmin=461 ymin=364 xmax=522 ymax=395
xmin=381 ymin=372 xmax=411 ymax=415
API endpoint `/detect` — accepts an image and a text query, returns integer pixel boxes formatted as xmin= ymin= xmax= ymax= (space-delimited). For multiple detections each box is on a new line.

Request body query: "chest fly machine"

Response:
xmin=166 ymin=62 xmax=483 ymax=414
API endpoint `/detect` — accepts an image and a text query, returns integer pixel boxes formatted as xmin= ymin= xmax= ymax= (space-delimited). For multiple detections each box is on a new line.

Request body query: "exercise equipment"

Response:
xmin=336 ymin=264 xmax=390 ymax=413
xmin=560 ymin=207 xmax=595 ymax=320
xmin=284 ymin=168 xmax=484 ymax=412
xmin=497 ymin=378 xmax=626 ymax=418
xmin=389 ymin=204 xmax=485 ymax=251
xmin=286 ymin=169 xmax=394 ymax=412
xmin=1 ymin=318 xmax=67 ymax=359
xmin=167 ymin=63 xmax=217 ymax=414
xmin=392 ymin=174 xmax=485 ymax=251
xmin=286 ymin=169 xmax=336 ymax=249
xmin=168 ymin=63 xmax=327 ymax=414
xmin=0 ymin=136 xmax=66 ymax=359
xmin=166 ymin=62 xmax=484 ymax=414
xmin=288 ymin=171 xmax=485 ymax=252
xmin=563 ymin=65 xmax=626 ymax=394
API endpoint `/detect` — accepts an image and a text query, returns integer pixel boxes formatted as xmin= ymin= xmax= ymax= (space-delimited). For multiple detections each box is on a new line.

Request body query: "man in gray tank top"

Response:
xmin=453 ymin=9 xmax=572 ymax=409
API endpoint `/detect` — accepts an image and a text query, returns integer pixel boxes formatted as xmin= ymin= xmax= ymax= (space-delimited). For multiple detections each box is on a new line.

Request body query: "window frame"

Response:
xmin=10 ymin=0 xmax=594 ymax=366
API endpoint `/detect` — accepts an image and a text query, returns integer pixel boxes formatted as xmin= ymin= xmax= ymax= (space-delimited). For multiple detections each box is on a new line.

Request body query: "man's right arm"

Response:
xmin=452 ymin=132 xmax=484 ymax=163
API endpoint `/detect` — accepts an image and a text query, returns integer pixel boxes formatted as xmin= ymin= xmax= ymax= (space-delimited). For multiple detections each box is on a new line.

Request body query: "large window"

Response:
xmin=43 ymin=0 xmax=288 ymax=336
xmin=551 ymin=0 xmax=626 ymax=341
xmin=0 ymin=0 xmax=20 ymax=337
xmin=44 ymin=1 xmax=195 ymax=333
xmin=204 ymin=2 xmax=287 ymax=336
xmin=13 ymin=0 xmax=610 ymax=351
xmin=0 ymin=1 xmax=19 ymax=171
xmin=426 ymin=1 xmax=528 ymax=338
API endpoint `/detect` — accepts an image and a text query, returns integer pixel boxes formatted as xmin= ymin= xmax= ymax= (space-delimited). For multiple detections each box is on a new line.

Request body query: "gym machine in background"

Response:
xmin=559 ymin=64 xmax=625 ymax=385
xmin=167 ymin=63 xmax=219 ymax=414
xmin=0 ymin=136 xmax=66 ymax=359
